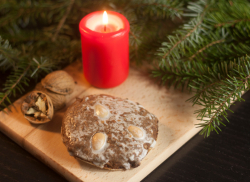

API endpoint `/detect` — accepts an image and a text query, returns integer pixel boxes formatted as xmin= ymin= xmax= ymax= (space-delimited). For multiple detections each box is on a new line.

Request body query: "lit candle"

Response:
xmin=103 ymin=11 xmax=107 ymax=32
xmin=79 ymin=11 xmax=130 ymax=88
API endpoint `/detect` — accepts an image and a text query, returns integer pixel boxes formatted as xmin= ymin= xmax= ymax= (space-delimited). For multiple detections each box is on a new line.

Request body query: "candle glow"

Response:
xmin=103 ymin=11 xmax=108 ymax=32
xmin=103 ymin=11 xmax=108 ymax=25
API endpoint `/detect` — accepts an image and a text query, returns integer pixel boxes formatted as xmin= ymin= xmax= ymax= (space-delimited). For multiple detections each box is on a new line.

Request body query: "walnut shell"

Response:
xmin=41 ymin=70 xmax=75 ymax=95
xmin=35 ymin=83 xmax=66 ymax=111
xmin=21 ymin=91 xmax=54 ymax=124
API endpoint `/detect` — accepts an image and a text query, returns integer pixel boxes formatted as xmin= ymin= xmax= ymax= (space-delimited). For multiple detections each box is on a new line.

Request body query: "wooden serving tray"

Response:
xmin=0 ymin=61 xmax=201 ymax=182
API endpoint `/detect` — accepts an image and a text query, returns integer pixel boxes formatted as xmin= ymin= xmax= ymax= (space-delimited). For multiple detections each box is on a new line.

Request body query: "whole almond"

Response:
xmin=92 ymin=133 xmax=106 ymax=150
xmin=128 ymin=125 xmax=144 ymax=139
xmin=94 ymin=104 xmax=109 ymax=118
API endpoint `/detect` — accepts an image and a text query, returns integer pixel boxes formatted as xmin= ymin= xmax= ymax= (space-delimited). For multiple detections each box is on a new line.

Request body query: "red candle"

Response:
xmin=79 ymin=11 xmax=130 ymax=88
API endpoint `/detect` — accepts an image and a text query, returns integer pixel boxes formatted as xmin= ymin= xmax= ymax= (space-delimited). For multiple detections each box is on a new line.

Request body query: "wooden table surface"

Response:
xmin=0 ymin=90 xmax=250 ymax=182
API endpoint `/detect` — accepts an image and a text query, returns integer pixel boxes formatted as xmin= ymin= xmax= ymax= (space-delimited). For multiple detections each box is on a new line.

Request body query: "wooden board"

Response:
xmin=0 ymin=60 xmax=201 ymax=182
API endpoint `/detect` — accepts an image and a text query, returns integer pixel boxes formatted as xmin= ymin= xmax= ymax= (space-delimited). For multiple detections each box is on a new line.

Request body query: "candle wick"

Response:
xmin=104 ymin=25 xmax=106 ymax=32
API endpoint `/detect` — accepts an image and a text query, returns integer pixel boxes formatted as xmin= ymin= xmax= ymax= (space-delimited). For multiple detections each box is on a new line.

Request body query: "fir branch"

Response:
xmin=156 ymin=0 xmax=210 ymax=66
xmin=162 ymin=10 xmax=206 ymax=60
xmin=0 ymin=36 xmax=20 ymax=71
xmin=0 ymin=0 xmax=68 ymax=27
xmin=189 ymin=56 xmax=250 ymax=137
xmin=197 ymin=77 xmax=247 ymax=137
xmin=0 ymin=56 xmax=53 ymax=111
xmin=133 ymin=0 xmax=184 ymax=19
xmin=189 ymin=38 xmax=225 ymax=60
xmin=195 ymin=25 xmax=250 ymax=63
xmin=129 ymin=30 xmax=139 ymax=58
xmin=128 ymin=21 xmax=144 ymax=61
xmin=30 ymin=39 xmax=82 ymax=65
xmin=0 ymin=63 xmax=30 ymax=110
xmin=162 ymin=16 xmax=203 ymax=60
xmin=206 ymin=0 xmax=250 ymax=28
xmin=215 ymin=19 xmax=250 ymax=28
xmin=0 ymin=29 xmax=43 ymax=43
xmin=52 ymin=0 xmax=75 ymax=42
xmin=152 ymin=61 xmax=204 ymax=90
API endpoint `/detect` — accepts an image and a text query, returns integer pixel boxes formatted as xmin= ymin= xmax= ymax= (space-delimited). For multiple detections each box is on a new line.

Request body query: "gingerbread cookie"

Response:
xmin=61 ymin=94 xmax=158 ymax=170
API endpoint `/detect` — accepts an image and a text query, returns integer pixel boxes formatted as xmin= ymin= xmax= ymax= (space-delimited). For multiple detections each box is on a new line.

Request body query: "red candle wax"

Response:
xmin=79 ymin=11 xmax=130 ymax=88
xmin=95 ymin=24 xmax=117 ymax=33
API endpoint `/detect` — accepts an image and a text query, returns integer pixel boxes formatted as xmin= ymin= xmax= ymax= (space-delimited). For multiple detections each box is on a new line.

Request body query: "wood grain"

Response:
xmin=0 ymin=60 xmax=202 ymax=182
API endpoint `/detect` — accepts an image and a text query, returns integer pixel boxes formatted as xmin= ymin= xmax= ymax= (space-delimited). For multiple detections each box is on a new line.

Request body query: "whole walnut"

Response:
xmin=41 ymin=70 xmax=75 ymax=95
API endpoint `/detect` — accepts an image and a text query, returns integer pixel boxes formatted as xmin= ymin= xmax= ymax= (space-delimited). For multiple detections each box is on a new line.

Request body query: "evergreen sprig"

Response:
xmin=188 ymin=56 xmax=250 ymax=137
xmin=132 ymin=0 xmax=184 ymax=20
xmin=0 ymin=0 xmax=69 ymax=28
xmin=156 ymin=0 xmax=209 ymax=67
xmin=153 ymin=0 xmax=250 ymax=137
xmin=0 ymin=36 xmax=20 ymax=71
xmin=0 ymin=56 xmax=51 ymax=111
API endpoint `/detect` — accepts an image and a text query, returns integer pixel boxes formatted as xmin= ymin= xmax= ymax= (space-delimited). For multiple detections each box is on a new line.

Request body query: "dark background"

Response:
xmin=0 ymin=91 xmax=250 ymax=182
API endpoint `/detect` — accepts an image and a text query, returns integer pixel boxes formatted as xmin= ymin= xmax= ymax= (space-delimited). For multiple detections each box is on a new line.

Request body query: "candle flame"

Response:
xmin=103 ymin=11 xmax=108 ymax=25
